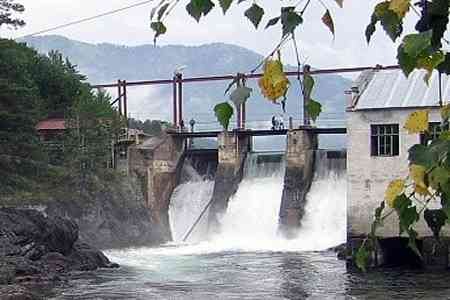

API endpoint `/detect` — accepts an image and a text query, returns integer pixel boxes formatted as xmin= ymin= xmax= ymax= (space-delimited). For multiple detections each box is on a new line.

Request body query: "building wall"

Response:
xmin=347 ymin=107 xmax=449 ymax=238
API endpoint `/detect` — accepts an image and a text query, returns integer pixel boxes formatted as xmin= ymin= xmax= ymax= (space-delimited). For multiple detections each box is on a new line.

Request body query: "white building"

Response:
xmin=347 ymin=68 xmax=450 ymax=239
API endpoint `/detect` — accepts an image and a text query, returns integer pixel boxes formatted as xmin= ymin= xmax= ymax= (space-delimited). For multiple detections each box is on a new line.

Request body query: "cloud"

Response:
xmin=2 ymin=0 xmax=423 ymax=71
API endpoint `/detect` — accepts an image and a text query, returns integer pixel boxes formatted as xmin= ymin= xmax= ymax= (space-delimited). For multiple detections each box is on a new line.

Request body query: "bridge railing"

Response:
xmin=91 ymin=65 xmax=398 ymax=132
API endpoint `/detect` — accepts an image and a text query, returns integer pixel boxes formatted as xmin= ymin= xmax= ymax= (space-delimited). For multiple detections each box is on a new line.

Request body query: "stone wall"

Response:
xmin=128 ymin=134 xmax=185 ymax=243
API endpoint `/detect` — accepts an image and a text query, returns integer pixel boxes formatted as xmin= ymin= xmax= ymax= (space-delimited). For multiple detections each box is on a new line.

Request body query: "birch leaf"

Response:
xmin=404 ymin=110 xmax=429 ymax=134
xmin=385 ymin=179 xmax=405 ymax=208
xmin=389 ymin=0 xmax=410 ymax=18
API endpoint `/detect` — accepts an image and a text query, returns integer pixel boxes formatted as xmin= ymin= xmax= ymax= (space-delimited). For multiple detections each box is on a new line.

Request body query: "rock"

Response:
xmin=68 ymin=241 xmax=119 ymax=271
xmin=0 ymin=286 xmax=43 ymax=300
xmin=0 ymin=208 xmax=118 ymax=297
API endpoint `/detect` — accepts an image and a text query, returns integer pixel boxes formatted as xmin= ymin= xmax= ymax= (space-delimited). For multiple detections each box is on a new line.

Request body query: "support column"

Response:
xmin=173 ymin=75 xmax=178 ymax=127
xmin=208 ymin=132 xmax=251 ymax=232
xmin=117 ymin=79 xmax=123 ymax=116
xmin=123 ymin=80 xmax=128 ymax=121
xmin=241 ymin=102 xmax=246 ymax=130
xmin=303 ymin=65 xmax=311 ymax=126
xmin=279 ymin=129 xmax=317 ymax=238
xmin=177 ymin=73 xmax=183 ymax=130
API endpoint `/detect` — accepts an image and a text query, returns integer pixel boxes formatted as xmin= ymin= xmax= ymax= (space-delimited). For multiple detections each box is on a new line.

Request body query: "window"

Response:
xmin=420 ymin=122 xmax=449 ymax=145
xmin=371 ymin=124 xmax=399 ymax=156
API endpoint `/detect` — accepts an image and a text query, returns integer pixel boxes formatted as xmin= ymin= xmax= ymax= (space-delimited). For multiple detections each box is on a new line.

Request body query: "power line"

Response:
xmin=15 ymin=0 xmax=155 ymax=39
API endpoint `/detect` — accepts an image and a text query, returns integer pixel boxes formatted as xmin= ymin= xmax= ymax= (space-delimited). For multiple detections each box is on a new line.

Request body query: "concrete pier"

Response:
xmin=208 ymin=131 xmax=251 ymax=232
xmin=279 ymin=129 xmax=317 ymax=238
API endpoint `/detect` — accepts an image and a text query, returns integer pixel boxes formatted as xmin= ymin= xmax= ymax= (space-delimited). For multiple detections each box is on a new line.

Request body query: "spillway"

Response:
xmin=168 ymin=161 xmax=214 ymax=243
xmin=166 ymin=150 xmax=346 ymax=252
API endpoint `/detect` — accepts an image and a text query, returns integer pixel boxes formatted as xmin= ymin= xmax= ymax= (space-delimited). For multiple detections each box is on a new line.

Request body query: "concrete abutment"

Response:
xmin=279 ymin=129 xmax=317 ymax=238
xmin=208 ymin=132 xmax=251 ymax=232
xmin=128 ymin=135 xmax=185 ymax=243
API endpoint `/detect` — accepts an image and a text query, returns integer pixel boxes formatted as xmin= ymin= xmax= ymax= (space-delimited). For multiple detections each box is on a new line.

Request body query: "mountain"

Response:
xmin=20 ymin=35 xmax=350 ymax=149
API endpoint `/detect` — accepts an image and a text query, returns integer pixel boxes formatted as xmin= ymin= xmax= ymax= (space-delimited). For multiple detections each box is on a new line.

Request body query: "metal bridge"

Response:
xmin=91 ymin=64 xmax=399 ymax=136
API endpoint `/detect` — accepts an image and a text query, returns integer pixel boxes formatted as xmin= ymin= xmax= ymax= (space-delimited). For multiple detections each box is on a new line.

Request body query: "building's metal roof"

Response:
xmin=352 ymin=69 xmax=450 ymax=110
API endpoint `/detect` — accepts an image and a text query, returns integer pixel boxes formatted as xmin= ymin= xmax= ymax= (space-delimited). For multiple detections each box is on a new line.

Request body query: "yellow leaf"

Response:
xmin=259 ymin=57 xmax=289 ymax=102
xmin=441 ymin=104 xmax=450 ymax=121
xmin=414 ymin=184 xmax=430 ymax=196
xmin=385 ymin=179 xmax=405 ymax=208
xmin=404 ymin=110 xmax=429 ymax=134
xmin=410 ymin=164 xmax=428 ymax=195
xmin=389 ymin=0 xmax=410 ymax=18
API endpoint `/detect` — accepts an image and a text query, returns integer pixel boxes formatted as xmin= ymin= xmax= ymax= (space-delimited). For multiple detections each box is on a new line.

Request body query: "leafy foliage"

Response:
xmin=305 ymin=100 xmax=322 ymax=123
xmin=0 ymin=39 xmax=123 ymax=195
xmin=258 ymin=56 xmax=289 ymax=103
xmin=214 ymin=102 xmax=233 ymax=131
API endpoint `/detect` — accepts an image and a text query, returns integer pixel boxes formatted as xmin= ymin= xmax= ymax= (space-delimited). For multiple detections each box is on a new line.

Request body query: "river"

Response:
xmin=49 ymin=152 xmax=450 ymax=299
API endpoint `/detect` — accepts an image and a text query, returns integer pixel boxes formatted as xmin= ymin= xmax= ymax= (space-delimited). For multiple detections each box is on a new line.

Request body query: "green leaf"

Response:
xmin=429 ymin=166 xmax=449 ymax=190
xmin=407 ymin=229 xmax=423 ymax=259
xmin=305 ymin=99 xmax=322 ymax=123
xmin=150 ymin=21 xmax=167 ymax=40
xmin=441 ymin=187 xmax=450 ymax=223
xmin=303 ymin=73 xmax=314 ymax=98
xmin=403 ymin=31 xmax=432 ymax=59
xmin=265 ymin=16 xmax=280 ymax=29
xmin=438 ymin=53 xmax=450 ymax=74
xmin=374 ymin=1 xmax=403 ymax=42
xmin=355 ymin=244 xmax=369 ymax=272
xmin=417 ymin=51 xmax=445 ymax=84
xmin=186 ymin=0 xmax=215 ymax=22
xmin=281 ymin=7 xmax=303 ymax=37
xmin=397 ymin=45 xmax=416 ymax=77
xmin=214 ymin=102 xmax=233 ymax=130
xmin=321 ymin=10 xmax=335 ymax=37
xmin=218 ymin=0 xmax=233 ymax=14
xmin=408 ymin=144 xmax=437 ymax=169
xmin=230 ymin=86 xmax=252 ymax=108
xmin=365 ymin=13 xmax=378 ymax=43
xmin=245 ymin=3 xmax=264 ymax=29
xmin=423 ymin=0 xmax=450 ymax=49
xmin=394 ymin=194 xmax=419 ymax=234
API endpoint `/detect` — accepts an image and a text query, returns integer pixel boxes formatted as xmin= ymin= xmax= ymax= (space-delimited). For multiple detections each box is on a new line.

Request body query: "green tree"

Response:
xmin=64 ymin=89 xmax=123 ymax=177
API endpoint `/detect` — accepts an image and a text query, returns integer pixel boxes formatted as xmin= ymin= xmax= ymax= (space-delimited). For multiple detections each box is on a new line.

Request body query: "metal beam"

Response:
xmin=168 ymin=128 xmax=347 ymax=138
xmin=92 ymin=65 xmax=400 ymax=88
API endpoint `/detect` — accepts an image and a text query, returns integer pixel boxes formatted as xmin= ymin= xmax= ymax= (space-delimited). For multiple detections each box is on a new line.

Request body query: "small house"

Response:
xmin=347 ymin=68 xmax=450 ymax=258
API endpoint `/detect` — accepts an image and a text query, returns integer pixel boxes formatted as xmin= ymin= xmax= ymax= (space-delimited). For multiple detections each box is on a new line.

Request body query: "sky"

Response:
xmin=2 ymin=0 xmax=421 ymax=70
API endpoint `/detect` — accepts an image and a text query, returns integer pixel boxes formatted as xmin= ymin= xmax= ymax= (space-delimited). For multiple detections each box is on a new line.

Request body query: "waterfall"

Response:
xmin=295 ymin=150 xmax=347 ymax=250
xmin=209 ymin=150 xmax=346 ymax=252
xmin=167 ymin=150 xmax=346 ymax=253
xmin=168 ymin=160 xmax=214 ymax=243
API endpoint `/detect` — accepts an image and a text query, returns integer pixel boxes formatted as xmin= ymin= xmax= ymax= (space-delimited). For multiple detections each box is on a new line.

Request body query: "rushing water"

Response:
xmin=49 ymin=152 xmax=450 ymax=299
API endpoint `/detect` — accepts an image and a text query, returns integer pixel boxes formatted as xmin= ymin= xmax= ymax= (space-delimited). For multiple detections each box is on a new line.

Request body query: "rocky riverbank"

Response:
xmin=0 ymin=208 xmax=118 ymax=299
